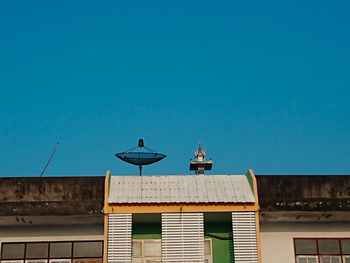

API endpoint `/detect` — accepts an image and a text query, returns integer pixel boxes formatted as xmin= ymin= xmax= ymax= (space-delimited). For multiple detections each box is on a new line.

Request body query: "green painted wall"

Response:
xmin=133 ymin=217 xmax=235 ymax=262
xmin=205 ymin=222 xmax=234 ymax=263
xmin=245 ymin=169 xmax=255 ymax=195
xmin=132 ymin=223 xmax=161 ymax=239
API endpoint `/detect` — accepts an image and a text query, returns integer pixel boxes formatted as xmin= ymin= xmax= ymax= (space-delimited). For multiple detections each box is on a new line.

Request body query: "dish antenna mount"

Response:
xmin=115 ymin=139 xmax=166 ymax=176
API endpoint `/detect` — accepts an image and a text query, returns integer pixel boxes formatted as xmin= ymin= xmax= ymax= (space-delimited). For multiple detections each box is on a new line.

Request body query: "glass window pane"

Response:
xmin=295 ymin=239 xmax=317 ymax=254
xmin=1 ymin=244 xmax=25 ymax=259
xmin=50 ymin=243 xmax=72 ymax=258
xmin=143 ymin=241 xmax=161 ymax=257
xmin=342 ymin=240 xmax=350 ymax=254
xmin=132 ymin=241 xmax=142 ymax=257
xmin=320 ymin=257 xmax=341 ymax=263
xmin=49 ymin=260 xmax=71 ymax=263
xmin=309 ymin=258 xmax=317 ymax=263
xmin=204 ymin=240 xmax=211 ymax=256
xmin=1 ymin=261 xmax=24 ymax=263
xmin=319 ymin=240 xmax=340 ymax=254
xmin=344 ymin=257 xmax=350 ymax=263
xmin=25 ymin=260 xmax=47 ymax=263
xmin=73 ymin=242 xmax=102 ymax=258
xmin=297 ymin=257 xmax=307 ymax=263
xmin=26 ymin=243 xmax=49 ymax=259
xmin=73 ymin=259 xmax=102 ymax=263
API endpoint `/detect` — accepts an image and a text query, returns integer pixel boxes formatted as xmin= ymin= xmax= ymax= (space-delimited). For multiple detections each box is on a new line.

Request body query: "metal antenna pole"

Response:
xmin=40 ymin=142 xmax=59 ymax=177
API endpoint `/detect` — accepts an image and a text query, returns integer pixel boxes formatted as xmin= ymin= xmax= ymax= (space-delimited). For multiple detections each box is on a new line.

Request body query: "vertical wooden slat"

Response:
xmin=107 ymin=214 xmax=132 ymax=263
xmin=232 ymin=212 xmax=258 ymax=263
xmin=162 ymin=213 xmax=204 ymax=263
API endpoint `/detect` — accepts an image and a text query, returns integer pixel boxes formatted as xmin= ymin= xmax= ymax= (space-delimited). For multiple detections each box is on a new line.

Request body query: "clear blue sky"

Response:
xmin=0 ymin=1 xmax=349 ymax=176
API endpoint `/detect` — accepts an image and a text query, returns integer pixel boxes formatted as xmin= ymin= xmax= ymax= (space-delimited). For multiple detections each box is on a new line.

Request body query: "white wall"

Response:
xmin=260 ymin=222 xmax=350 ymax=263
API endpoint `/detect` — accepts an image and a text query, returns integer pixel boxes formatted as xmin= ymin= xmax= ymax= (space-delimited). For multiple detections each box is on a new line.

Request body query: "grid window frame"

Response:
xmin=132 ymin=239 xmax=162 ymax=262
xmin=1 ymin=243 xmax=25 ymax=260
xmin=1 ymin=241 xmax=103 ymax=263
xmin=294 ymin=238 xmax=350 ymax=263
xmin=296 ymin=255 xmax=318 ymax=263
xmin=343 ymin=256 xmax=350 ymax=263
xmin=49 ymin=243 xmax=72 ymax=259
xmin=25 ymin=243 xmax=49 ymax=259
xmin=48 ymin=260 xmax=72 ymax=263
xmin=25 ymin=260 xmax=48 ymax=263
xmin=319 ymin=255 xmax=342 ymax=263
xmin=204 ymin=238 xmax=213 ymax=263
xmin=131 ymin=238 xmax=213 ymax=262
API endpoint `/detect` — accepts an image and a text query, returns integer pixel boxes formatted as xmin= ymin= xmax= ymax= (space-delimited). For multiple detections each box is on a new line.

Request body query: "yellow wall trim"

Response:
xmin=106 ymin=202 xmax=258 ymax=214
xmin=103 ymin=170 xmax=110 ymax=263
xmin=250 ymin=169 xmax=262 ymax=263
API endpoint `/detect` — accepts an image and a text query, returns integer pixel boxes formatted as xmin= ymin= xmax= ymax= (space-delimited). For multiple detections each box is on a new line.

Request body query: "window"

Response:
xmin=204 ymin=239 xmax=213 ymax=263
xmin=294 ymin=238 xmax=350 ymax=263
xmin=26 ymin=243 xmax=49 ymax=259
xmin=49 ymin=260 xmax=71 ymax=263
xmin=342 ymin=240 xmax=350 ymax=254
xmin=1 ymin=241 xmax=103 ymax=263
xmin=295 ymin=255 xmax=318 ymax=263
xmin=319 ymin=256 xmax=341 ymax=263
xmin=73 ymin=242 xmax=102 ymax=258
xmin=25 ymin=260 xmax=47 ymax=263
xmin=131 ymin=238 xmax=212 ymax=262
xmin=132 ymin=240 xmax=161 ymax=263
xmin=49 ymin=243 xmax=72 ymax=259
xmin=1 ymin=244 xmax=25 ymax=260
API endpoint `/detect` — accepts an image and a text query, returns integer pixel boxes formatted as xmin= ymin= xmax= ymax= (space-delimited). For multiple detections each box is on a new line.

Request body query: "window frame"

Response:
xmin=131 ymin=238 xmax=212 ymax=262
xmin=25 ymin=243 xmax=49 ymax=259
xmin=343 ymin=256 xmax=350 ymax=263
xmin=132 ymin=239 xmax=162 ymax=262
xmin=1 ymin=241 xmax=103 ymax=263
xmin=204 ymin=238 xmax=213 ymax=263
xmin=25 ymin=260 xmax=48 ymax=263
xmin=294 ymin=238 xmax=350 ymax=263
xmin=319 ymin=255 xmax=342 ymax=263
xmin=296 ymin=255 xmax=318 ymax=263
xmin=48 ymin=260 xmax=72 ymax=263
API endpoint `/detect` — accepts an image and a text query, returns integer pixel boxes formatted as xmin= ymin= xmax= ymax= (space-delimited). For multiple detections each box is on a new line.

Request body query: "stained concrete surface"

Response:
xmin=0 ymin=177 xmax=104 ymax=216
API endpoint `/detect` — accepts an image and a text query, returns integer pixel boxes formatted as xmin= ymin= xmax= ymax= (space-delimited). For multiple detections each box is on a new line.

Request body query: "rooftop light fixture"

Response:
xmin=190 ymin=143 xmax=213 ymax=175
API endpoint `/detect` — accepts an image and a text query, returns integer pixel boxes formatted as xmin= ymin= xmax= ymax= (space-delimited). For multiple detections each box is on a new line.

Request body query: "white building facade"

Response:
xmin=257 ymin=175 xmax=350 ymax=263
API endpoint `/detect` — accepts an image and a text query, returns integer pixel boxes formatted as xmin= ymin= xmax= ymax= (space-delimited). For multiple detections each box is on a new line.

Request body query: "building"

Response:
xmin=257 ymin=175 xmax=350 ymax=263
xmin=104 ymin=170 xmax=260 ymax=263
xmin=1 ymin=173 xmax=349 ymax=263
xmin=0 ymin=177 xmax=105 ymax=263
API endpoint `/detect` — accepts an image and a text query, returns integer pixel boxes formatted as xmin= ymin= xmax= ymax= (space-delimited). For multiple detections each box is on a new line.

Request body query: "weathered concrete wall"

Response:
xmin=0 ymin=177 xmax=105 ymax=216
xmin=256 ymin=175 xmax=350 ymax=211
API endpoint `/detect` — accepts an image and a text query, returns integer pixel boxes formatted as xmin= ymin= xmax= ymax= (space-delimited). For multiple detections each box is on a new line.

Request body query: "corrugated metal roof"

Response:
xmin=108 ymin=175 xmax=255 ymax=204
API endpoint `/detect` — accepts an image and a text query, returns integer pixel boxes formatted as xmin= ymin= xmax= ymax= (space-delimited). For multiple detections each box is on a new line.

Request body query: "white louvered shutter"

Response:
xmin=162 ymin=213 xmax=204 ymax=263
xmin=232 ymin=212 xmax=258 ymax=263
xmin=108 ymin=214 xmax=132 ymax=263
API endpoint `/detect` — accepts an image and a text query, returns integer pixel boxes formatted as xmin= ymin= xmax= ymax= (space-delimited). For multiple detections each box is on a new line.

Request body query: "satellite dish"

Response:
xmin=115 ymin=139 xmax=166 ymax=176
